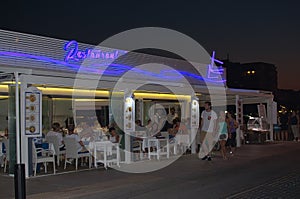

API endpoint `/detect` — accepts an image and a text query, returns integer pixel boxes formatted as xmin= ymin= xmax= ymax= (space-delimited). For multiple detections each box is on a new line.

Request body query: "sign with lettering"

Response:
xmin=64 ymin=40 xmax=124 ymax=63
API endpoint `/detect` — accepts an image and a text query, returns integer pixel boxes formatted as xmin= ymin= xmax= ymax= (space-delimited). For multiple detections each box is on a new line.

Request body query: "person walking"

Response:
xmin=274 ymin=114 xmax=281 ymax=141
xmin=226 ymin=112 xmax=238 ymax=155
xmin=217 ymin=111 xmax=228 ymax=160
xmin=280 ymin=111 xmax=289 ymax=141
xmin=290 ymin=110 xmax=299 ymax=142
xmin=198 ymin=101 xmax=218 ymax=161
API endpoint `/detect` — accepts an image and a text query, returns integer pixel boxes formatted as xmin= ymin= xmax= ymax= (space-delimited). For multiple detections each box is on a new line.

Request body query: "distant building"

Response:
xmin=222 ymin=59 xmax=300 ymax=110
xmin=222 ymin=60 xmax=278 ymax=92
xmin=275 ymin=89 xmax=300 ymax=110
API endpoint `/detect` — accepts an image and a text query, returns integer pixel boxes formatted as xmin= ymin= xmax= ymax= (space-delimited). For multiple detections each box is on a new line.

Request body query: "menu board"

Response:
xmin=191 ymin=99 xmax=199 ymax=128
xmin=236 ymin=98 xmax=243 ymax=126
xmin=124 ymin=97 xmax=135 ymax=132
xmin=24 ymin=87 xmax=42 ymax=137
xmin=258 ymin=104 xmax=267 ymax=119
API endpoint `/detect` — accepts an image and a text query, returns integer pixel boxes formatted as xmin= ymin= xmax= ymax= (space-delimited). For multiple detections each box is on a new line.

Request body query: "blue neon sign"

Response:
xmin=64 ymin=40 xmax=123 ymax=63
xmin=207 ymin=51 xmax=224 ymax=81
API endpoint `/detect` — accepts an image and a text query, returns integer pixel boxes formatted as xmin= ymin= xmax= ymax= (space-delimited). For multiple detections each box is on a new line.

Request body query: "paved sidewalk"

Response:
xmin=227 ymin=172 xmax=300 ymax=199
xmin=0 ymin=141 xmax=299 ymax=199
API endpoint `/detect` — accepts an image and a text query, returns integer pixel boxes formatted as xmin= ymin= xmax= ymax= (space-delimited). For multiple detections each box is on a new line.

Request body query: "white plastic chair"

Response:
xmin=46 ymin=135 xmax=66 ymax=166
xmin=132 ymin=140 xmax=143 ymax=160
xmin=168 ymin=137 xmax=178 ymax=155
xmin=148 ymin=138 xmax=169 ymax=160
xmin=64 ymin=137 xmax=91 ymax=171
xmin=32 ymin=141 xmax=56 ymax=176
xmin=118 ymin=134 xmax=123 ymax=147
xmin=176 ymin=134 xmax=190 ymax=154
xmin=160 ymin=131 xmax=178 ymax=155
xmin=93 ymin=141 xmax=120 ymax=169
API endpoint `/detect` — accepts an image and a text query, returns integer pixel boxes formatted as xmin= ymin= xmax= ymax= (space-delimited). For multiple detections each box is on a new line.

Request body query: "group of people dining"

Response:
xmin=44 ymin=121 xmax=120 ymax=155
xmin=133 ymin=107 xmax=190 ymax=156
xmin=135 ymin=108 xmax=189 ymax=140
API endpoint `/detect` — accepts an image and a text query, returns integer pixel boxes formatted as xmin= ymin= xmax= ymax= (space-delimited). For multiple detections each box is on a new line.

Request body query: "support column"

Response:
xmin=14 ymin=72 xmax=26 ymax=199
xmin=124 ymin=90 xmax=135 ymax=164
xmin=190 ymin=97 xmax=199 ymax=154
xmin=20 ymin=79 xmax=29 ymax=178
xmin=267 ymin=98 xmax=274 ymax=141
xmin=235 ymin=95 xmax=243 ymax=147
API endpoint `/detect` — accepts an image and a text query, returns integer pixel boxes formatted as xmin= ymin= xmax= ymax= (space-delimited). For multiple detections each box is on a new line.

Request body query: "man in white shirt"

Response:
xmin=47 ymin=122 xmax=65 ymax=150
xmin=65 ymin=125 xmax=88 ymax=166
xmin=66 ymin=125 xmax=87 ymax=153
xmin=199 ymin=101 xmax=217 ymax=161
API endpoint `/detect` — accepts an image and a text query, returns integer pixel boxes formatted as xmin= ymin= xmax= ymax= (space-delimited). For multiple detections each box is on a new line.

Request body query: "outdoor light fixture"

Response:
xmin=0 ymin=96 xmax=8 ymax=99
xmin=51 ymin=98 xmax=109 ymax=102
xmin=134 ymin=92 xmax=191 ymax=100
xmin=36 ymin=87 xmax=110 ymax=97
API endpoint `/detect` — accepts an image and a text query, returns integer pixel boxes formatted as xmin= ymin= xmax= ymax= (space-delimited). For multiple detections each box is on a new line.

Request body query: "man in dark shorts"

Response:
xmin=280 ymin=111 xmax=289 ymax=141
xmin=226 ymin=112 xmax=238 ymax=155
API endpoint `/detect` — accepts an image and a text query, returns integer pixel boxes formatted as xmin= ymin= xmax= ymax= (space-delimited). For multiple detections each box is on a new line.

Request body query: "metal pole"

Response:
xmin=15 ymin=72 xmax=21 ymax=164
xmin=14 ymin=72 xmax=26 ymax=199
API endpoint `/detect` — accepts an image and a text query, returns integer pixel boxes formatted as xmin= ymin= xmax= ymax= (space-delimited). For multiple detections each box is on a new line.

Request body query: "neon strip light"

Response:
xmin=0 ymin=50 xmax=226 ymax=84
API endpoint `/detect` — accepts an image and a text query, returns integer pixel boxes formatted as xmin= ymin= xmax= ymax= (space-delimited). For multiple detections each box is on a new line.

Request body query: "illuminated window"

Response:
xmin=246 ymin=70 xmax=255 ymax=75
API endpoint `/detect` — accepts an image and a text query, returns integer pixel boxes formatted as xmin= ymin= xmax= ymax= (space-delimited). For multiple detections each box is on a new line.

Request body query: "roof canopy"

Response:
xmin=0 ymin=29 xmax=273 ymax=105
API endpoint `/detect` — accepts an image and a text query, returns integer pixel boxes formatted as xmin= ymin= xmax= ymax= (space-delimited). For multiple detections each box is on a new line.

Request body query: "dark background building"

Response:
xmin=222 ymin=58 xmax=299 ymax=110
xmin=223 ymin=60 xmax=278 ymax=92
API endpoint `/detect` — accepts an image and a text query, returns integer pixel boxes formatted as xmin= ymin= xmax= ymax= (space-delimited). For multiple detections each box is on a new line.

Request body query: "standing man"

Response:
xmin=166 ymin=107 xmax=178 ymax=130
xmin=199 ymin=101 xmax=218 ymax=161
xmin=280 ymin=110 xmax=289 ymax=141
xmin=290 ymin=110 xmax=299 ymax=142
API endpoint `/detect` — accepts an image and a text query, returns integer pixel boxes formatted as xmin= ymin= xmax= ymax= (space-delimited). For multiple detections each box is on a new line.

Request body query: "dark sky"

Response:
xmin=1 ymin=0 xmax=300 ymax=90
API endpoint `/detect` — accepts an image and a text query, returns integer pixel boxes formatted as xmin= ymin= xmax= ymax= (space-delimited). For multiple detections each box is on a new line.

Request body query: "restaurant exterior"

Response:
xmin=0 ymin=29 xmax=275 ymax=177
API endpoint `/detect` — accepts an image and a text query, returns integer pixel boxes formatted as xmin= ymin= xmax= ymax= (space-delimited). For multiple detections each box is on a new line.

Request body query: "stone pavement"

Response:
xmin=0 ymin=141 xmax=299 ymax=199
xmin=227 ymin=172 xmax=300 ymax=199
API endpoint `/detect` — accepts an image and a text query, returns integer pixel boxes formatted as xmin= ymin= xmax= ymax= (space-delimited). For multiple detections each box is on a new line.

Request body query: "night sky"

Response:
xmin=1 ymin=0 xmax=299 ymax=90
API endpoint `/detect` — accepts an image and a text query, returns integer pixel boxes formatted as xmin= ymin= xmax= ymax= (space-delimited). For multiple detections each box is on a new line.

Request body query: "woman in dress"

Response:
xmin=217 ymin=111 xmax=228 ymax=160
